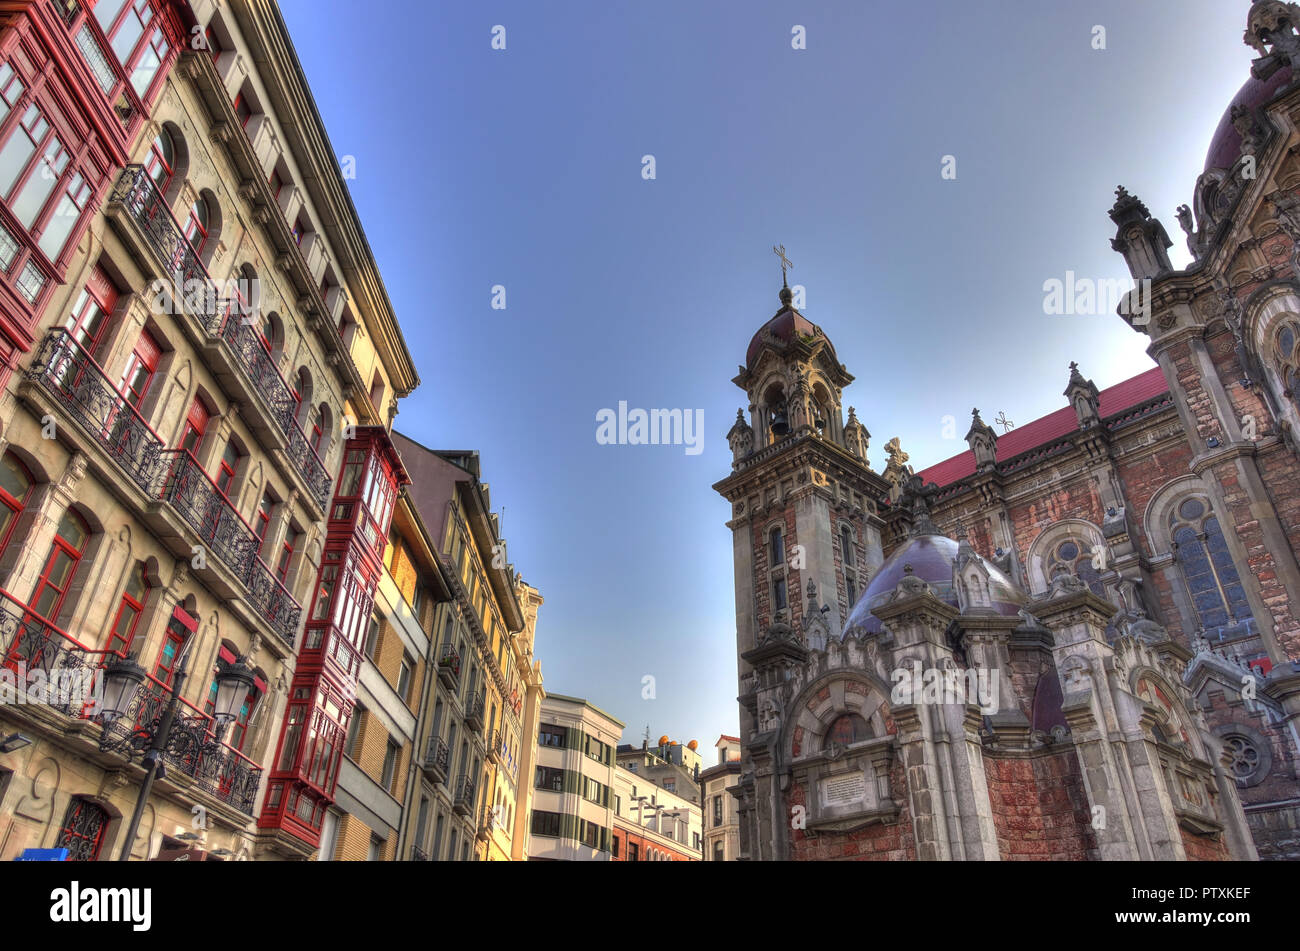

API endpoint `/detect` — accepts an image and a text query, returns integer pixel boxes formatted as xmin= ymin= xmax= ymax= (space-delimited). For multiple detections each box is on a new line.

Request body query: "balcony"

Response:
xmin=0 ymin=589 xmax=263 ymax=816
xmin=423 ymin=735 xmax=450 ymax=785
xmin=26 ymin=331 xmax=301 ymax=647
xmin=476 ymin=806 xmax=493 ymax=842
xmin=464 ymin=691 xmax=485 ymax=733
xmin=410 ymin=846 xmax=429 ymax=861
xmin=436 ymin=645 xmax=460 ymax=689
xmin=453 ymin=775 xmax=475 ymax=817
xmin=487 ymin=729 xmax=502 ymax=766
xmin=107 ymin=165 xmax=331 ymax=511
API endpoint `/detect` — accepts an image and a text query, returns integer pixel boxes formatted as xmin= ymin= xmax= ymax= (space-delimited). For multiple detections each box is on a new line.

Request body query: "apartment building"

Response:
xmin=527 ymin=693 xmax=620 ymax=861
xmin=394 ymin=432 xmax=536 ymax=861
xmin=317 ymin=492 xmax=452 ymax=860
xmin=611 ymin=763 xmax=702 ymax=861
xmin=0 ymin=0 xmax=416 ymax=861
xmin=699 ymin=735 xmax=741 ymax=862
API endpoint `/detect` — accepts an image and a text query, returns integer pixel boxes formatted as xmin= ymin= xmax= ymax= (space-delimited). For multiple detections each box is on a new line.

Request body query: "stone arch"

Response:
xmin=1143 ymin=474 xmax=1211 ymax=555
xmin=1129 ymin=667 xmax=1205 ymax=760
xmin=153 ymin=120 xmax=190 ymax=205
xmin=781 ymin=668 xmax=892 ymax=761
xmin=1025 ymin=518 xmax=1104 ymax=594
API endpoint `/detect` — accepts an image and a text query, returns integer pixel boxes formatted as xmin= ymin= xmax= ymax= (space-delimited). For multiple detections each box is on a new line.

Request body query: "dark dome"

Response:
xmin=842 ymin=533 xmax=1025 ymax=637
xmin=745 ymin=299 xmax=835 ymax=368
xmin=1204 ymin=66 xmax=1292 ymax=171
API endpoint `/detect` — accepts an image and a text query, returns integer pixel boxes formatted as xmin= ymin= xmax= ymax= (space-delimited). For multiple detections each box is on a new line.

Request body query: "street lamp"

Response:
xmin=94 ymin=606 xmax=253 ymax=860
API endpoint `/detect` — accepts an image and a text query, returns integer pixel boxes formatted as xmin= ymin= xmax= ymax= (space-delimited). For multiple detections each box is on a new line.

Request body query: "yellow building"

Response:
xmin=393 ymin=433 xmax=540 ymax=860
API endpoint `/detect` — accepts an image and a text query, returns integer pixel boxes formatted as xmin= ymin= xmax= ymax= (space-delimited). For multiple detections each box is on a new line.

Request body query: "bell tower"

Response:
xmin=714 ymin=268 xmax=890 ymax=748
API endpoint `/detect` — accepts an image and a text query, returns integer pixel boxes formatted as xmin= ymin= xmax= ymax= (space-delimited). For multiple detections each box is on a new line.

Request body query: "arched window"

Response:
xmin=1046 ymin=538 xmax=1104 ymax=596
xmin=0 ymin=451 xmax=33 ymax=555
xmin=184 ymin=195 xmax=209 ymax=255
xmin=106 ymin=561 xmax=150 ymax=655
xmin=1171 ymin=498 xmax=1251 ymax=639
xmin=309 ymin=404 xmax=326 ymax=454
xmin=824 ymin=712 xmax=871 ymax=747
xmin=55 ymin=797 xmax=111 ymax=861
xmin=769 ymin=526 xmax=784 ymax=566
xmin=31 ymin=508 xmax=89 ymax=620
xmin=1278 ymin=323 xmax=1300 ymax=412
xmin=145 ymin=126 xmax=174 ymax=194
xmin=259 ymin=313 xmax=279 ymax=355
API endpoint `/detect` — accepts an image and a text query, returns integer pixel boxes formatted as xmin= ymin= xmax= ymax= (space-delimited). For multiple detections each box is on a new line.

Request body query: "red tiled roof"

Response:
xmin=717 ymin=735 xmax=740 ymax=743
xmin=912 ymin=368 xmax=1168 ymax=489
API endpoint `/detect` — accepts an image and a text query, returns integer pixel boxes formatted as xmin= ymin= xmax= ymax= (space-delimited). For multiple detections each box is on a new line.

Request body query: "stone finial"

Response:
xmin=1109 ymin=186 xmax=1173 ymax=280
xmin=727 ymin=408 xmax=754 ymax=465
xmin=843 ymin=405 xmax=871 ymax=462
xmin=965 ymin=408 xmax=998 ymax=471
xmin=1064 ymin=361 xmax=1102 ymax=429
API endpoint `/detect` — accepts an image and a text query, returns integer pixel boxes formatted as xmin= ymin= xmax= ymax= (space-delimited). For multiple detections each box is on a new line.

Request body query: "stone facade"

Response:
xmin=715 ymin=6 xmax=1300 ymax=863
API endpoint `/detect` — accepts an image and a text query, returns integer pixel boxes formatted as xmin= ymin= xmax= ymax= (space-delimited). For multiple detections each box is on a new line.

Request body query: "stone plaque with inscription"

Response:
xmin=822 ymin=771 xmax=867 ymax=808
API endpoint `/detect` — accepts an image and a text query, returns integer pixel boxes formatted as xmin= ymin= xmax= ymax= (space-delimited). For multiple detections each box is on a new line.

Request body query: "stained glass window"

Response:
xmin=1171 ymin=500 xmax=1251 ymax=640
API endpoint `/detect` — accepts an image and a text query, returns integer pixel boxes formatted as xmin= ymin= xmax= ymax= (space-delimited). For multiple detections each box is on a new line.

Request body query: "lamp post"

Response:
xmin=96 ymin=609 xmax=254 ymax=861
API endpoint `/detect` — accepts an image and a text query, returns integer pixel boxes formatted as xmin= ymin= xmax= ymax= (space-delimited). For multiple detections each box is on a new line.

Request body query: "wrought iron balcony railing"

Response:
xmin=0 ymin=589 xmax=263 ymax=816
xmin=29 ymin=330 xmax=163 ymax=495
xmin=424 ymin=735 xmax=450 ymax=781
xmin=411 ymin=846 xmax=429 ymax=861
xmin=110 ymin=165 xmax=331 ymax=510
xmin=160 ymin=449 xmax=260 ymax=579
xmin=437 ymin=645 xmax=461 ymax=688
xmin=453 ymin=775 xmax=475 ymax=815
xmin=27 ymin=332 xmax=301 ymax=645
xmin=464 ymin=691 xmax=486 ymax=733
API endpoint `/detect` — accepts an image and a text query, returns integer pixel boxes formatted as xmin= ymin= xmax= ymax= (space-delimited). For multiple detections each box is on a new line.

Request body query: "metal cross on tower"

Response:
xmin=773 ymin=244 xmax=793 ymax=284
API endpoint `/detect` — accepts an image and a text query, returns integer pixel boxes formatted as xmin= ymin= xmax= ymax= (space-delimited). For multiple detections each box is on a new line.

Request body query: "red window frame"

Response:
xmin=309 ymin=407 xmax=324 ymax=453
xmin=64 ymin=267 xmax=119 ymax=358
xmin=178 ymin=396 xmax=209 ymax=456
xmin=203 ymin=644 xmax=265 ymax=751
xmin=30 ymin=508 xmax=89 ymax=621
xmin=216 ymin=439 xmax=240 ymax=496
xmin=144 ymin=128 xmax=174 ymax=194
xmin=153 ymin=626 xmax=186 ymax=689
xmin=119 ymin=328 xmax=161 ymax=409
xmin=292 ymin=215 xmax=306 ymax=246
xmin=204 ymin=26 xmax=223 ymax=63
xmin=269 ymin=169 xmax=284 ymax=202
xmin=255 ymin=492 xmax=274 ymax=546
xmin=92 ymin=0 xmax=171 ymax=101
xmin=277 ymin=525 xmax=301 ymax=583
xmin=0 ymin=451 xmax=33 ymax=556
xmin=233 ymin=92 xmax=252 ymax=129
xmin=184 ymin=197 xmax=209 ymax=256
xmin=106 ymin=562 xmax=149 ymax=655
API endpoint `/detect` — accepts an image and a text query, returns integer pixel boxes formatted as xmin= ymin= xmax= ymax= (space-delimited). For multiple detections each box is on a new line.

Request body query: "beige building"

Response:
xmin=699 ymin=735 xmax=741 ymax=862
xmin=0 ymin=0 xmax=415 ymax=861
xmin=317 ymin=494 xmax=452 ymax=860
xmin=527 ymin=694 xmax=621 ymax=861
xmin=612 ymin=761 xmax=703 ymax=861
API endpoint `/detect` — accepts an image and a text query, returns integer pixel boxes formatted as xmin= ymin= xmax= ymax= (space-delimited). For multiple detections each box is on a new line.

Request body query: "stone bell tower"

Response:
xmin=714 ymin=269 xmax=891 ymax=749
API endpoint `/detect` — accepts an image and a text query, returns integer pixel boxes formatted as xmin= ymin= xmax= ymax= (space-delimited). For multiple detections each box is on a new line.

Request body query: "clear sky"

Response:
xmin=278 ymin=0 xmax=1254 ymax=748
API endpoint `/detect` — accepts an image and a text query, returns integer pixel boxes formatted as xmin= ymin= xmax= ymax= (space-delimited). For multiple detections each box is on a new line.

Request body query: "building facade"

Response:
xmin=714 ymin=6 xmax=1300 ymax=862
xmin=611 ymin=761 xmax=702 ymax=861
xmin=395 ymin=433 xmax=536 ymax=861
xmin=700 ymin=735 xmax=741 ymax=861
xmin=0 ymin=0 xmax=417 ymax=862
xmin=526 ymin=693 xmax=620 ymax=861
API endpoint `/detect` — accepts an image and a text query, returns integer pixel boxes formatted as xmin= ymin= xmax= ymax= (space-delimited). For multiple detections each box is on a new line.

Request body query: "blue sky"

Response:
xmin=279 ymin=0 xmax=1253 ymax=749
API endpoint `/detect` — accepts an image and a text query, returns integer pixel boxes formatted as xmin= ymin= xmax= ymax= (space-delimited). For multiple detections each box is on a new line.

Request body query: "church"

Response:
xmin=714 ymin=1 xmax=1300 ymax=861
